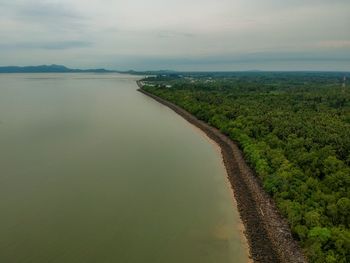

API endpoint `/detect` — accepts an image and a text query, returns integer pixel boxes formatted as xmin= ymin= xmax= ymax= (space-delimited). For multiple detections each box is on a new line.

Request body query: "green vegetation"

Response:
xmin=142 ymin=72 xmax=350 ymax=263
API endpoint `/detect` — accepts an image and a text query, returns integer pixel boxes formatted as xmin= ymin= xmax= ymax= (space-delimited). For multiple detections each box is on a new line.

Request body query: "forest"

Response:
xmin=142 ymin=72 xmax=350 ymax=263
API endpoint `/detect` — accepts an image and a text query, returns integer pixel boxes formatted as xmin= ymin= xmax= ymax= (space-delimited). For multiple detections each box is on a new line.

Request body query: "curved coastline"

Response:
xmin=137 ymin=81 xmax=307 ymax=263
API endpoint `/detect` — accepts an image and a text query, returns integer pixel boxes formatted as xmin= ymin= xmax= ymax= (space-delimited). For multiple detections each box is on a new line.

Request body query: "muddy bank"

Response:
xmin=137 ymin=82 xmax=307 ymax=263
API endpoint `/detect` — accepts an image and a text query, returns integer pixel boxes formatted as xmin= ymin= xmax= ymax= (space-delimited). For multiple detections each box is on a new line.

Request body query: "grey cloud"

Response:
xmin=156 ymin=31 xmax=195 ymax=38
xmin=40 ymin=41 xmax=92 ymax=50
xmin=0 ymin=41 xmax=93 ymax=50
xmin=0 ymin=0 xmax=349 ymax=71
xmin=101 ymin=50 xmax=350 ymax=70
xmin=17 ymin=1 xmax=82 ymax=20
xmin=9 ymin=1 xmax=87 ymax=32
xmin=213 ymin=51 xmax=350 ymax=64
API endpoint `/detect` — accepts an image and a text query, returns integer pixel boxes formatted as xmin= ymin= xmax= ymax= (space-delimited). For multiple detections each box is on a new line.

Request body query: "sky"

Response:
xmin=0 ymin=0 xmax=349 ymax=71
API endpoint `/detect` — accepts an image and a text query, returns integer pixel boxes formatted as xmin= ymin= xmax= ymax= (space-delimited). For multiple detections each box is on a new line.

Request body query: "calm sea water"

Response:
xmin=0 ymin=73 xmax=249 ymax=263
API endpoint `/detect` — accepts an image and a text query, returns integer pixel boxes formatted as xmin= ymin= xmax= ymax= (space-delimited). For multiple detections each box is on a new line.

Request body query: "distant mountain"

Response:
xmin=0 ymin=64 xmax=115 ymax=73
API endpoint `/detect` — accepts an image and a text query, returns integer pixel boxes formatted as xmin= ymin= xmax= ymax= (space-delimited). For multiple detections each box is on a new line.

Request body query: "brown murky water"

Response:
xmin=0 ymin=73 xmax=249 ymax=263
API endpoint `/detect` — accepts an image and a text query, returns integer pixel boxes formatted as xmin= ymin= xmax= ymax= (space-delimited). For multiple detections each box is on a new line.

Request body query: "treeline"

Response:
xmin=142 ymin=73 xmax=350 ymax=263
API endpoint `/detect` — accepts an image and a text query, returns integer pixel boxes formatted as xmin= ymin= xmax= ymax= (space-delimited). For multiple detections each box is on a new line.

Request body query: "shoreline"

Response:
xmin=183 ymin=113 xmax=253 ymax=263
xmin=137 ymin=81 xmax=307 ymax=263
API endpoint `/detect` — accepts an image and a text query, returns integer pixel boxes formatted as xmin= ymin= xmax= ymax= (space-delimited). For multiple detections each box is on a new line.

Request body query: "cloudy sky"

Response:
xmin=0 ymin=0 xmax=349 ymax=70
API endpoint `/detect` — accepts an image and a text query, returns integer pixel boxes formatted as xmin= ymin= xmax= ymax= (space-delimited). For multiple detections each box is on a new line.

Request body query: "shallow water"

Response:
xmin=0 ymin=73 xmax=249 ymax=263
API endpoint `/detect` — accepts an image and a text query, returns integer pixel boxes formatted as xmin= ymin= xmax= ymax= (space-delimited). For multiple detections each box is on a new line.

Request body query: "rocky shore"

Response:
xmin=137 ymin=82 xmax=307 ymax=263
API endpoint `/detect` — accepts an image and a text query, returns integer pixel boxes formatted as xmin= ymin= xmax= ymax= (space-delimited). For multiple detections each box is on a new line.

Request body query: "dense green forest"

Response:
xmin=142 ymin=72 xmax=350 ymax=263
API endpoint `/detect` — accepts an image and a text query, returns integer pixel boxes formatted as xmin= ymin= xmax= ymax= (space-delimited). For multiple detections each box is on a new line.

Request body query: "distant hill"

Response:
xmin=123 ymin=69 xmax=178 ymax=75
xmin=0 ymin=64 xmax=115 ymax=73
